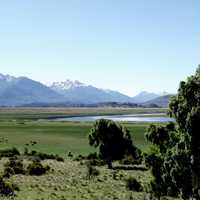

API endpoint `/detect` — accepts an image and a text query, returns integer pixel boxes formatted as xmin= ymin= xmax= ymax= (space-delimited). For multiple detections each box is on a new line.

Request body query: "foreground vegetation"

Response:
xmin=0 ymin=107 xmax=169 ymax=199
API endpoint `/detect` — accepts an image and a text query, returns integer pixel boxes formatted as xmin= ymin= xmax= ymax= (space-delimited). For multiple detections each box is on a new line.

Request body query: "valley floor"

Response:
xmin=0 ymin=108 xmax=175 ymax=200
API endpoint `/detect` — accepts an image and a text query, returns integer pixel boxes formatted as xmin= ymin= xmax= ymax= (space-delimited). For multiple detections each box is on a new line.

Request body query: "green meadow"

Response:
xmin=0 ymin=121 xmax=150 ymax=156
xmin=0 ymin=108 xmax=174 ymax=200
xmin=0 ymin=107 xmax=167 ymax=155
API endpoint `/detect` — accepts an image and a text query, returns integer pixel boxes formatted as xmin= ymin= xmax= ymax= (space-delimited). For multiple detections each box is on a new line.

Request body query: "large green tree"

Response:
xmin=88 ymin=119 xmax=139 ymax=168
xmin=145 ymin=65 xmax=200 ymax=199
xmin=169 ymin=65 xmax=200 ymax=197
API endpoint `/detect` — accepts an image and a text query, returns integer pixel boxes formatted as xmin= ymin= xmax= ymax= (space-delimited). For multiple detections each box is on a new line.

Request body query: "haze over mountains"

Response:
xmin=0 ymin=74 xmax=172 ymax=107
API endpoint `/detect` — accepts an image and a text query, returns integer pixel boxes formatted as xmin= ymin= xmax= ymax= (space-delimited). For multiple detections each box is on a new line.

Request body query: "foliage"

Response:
xmin=87 ymin=152 xmax=98 ymax=160
xmin=126 ymin=177 xmax=142 ymax=192
xmin=0 ymin=147 xmax=20 ymax=158
xmin=25 ymin=149 xmax=64 ymax=162
xmin=86 ymin=162 xmax=100 ymax=179
xmin=4 ymin=157 xmax=25 ymax=175
xmin=0 ymin=176 xmax=16 ymax=197
xmin=2 ymin=167 xmax=15 ymax=179
xmin=88 ymin=119 xmax=139 ymax=168
xmin=27 ymin=161 xmax=50 ymax=176
xmin=119 ymin=154 xmax=142 ymax=165
xmin=145 ymin=65 xmax=200 ymax=199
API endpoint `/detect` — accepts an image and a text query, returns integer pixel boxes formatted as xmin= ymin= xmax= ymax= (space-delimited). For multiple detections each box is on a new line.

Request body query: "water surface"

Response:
xmin=55 ymin=113 xmax=174 ymax=123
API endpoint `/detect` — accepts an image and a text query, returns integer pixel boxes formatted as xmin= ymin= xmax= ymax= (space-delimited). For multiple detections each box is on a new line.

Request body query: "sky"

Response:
xmin=0 ymin=0 xmax=199 ymax=96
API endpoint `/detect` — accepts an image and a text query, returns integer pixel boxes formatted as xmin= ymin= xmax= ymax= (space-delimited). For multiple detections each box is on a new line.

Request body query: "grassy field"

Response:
xmin=0 ymin=108 xmax=173 ymax=200
xmin=0 ymin=107 xmax=167 ymax=120
xmin=0 ymin=107 xmax=167 ymax=155
xmin=0 ymin=159 xmax=153 ymax=200
xmin=0 ymin=121 xmax=150 ymax=156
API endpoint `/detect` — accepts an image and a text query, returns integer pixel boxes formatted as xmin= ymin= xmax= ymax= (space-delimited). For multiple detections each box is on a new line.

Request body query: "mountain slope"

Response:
xmin=143 ymin=95 xmax=173 ymax=108
xmin=50 ymin=80 xmax=133 ymax=104
xmin=0 ymin=74 xmax=171 ymax=106
xmin=0 ymin=76 xmax=66 ymax=106
xmin=132 ymin=91 xmax=160 ymax=103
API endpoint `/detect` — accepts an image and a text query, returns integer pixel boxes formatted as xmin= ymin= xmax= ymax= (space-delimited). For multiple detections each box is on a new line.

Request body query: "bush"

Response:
xmin=26 ymin=151 xmax=64 ymax=162
xmin=55 ymin=156 xmax=64 ymax=162
xmin=4 ymin=157 xmax=25 ymax=175
xmin=0 ymin=177 xmax=16 ymax=197
xmin=68 ymin=151 xmax=73 ymax=158
xmin=73 ymin=154 xmax=86 ymax=161
xmin=87 ymin=152 xmax=98 ymax=160
xmin=86 ymin=163 xmax=100 ymax=179
xmin=120 ymin=155 xmax=142 ymax=165
xmin=0 ymin=147 xmax=20 ymax=158
xmin=126 ymin=177 xmax=142 ymax=192
xmin=27 ymin=161 xmax=50 ymax=176
xmin=2 ymin=167 xmax=15 ymax=179
xmin=88 ymin=159 xmax=106 ymax=167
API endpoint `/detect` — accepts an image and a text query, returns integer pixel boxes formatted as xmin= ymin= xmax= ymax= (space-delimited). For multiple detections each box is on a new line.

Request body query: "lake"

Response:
xmin=55 ymin=113 xmax=174 ymax=123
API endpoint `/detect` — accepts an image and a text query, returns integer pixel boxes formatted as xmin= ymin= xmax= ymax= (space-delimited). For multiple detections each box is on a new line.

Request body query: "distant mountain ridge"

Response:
xmin=0 ymin=73 xmax=172 ymax=107
xmin=142 ymin=95 xmax=174 ymax=108
xmin=50 ymin=80 xmax=133 ymax=104
xmin=132 ymin=91 xmax=160 ymax=103
xmin=0 ymin=74 xmax=66 ymax=106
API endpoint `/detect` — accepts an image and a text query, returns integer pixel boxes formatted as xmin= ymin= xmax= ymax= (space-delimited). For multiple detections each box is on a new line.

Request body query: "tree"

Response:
xmin=169 ymin=65 xmax=200 ymax=198
xmin=145 ymin=65 xmax=200 ymax=199
xmin=145 ymin=123 xmax=180 ymax=199
xmin=88 ymin=119 xmax=138 ymax=168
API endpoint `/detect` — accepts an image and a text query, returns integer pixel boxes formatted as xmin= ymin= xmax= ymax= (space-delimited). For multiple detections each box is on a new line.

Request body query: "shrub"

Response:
xmin=88 ymin=159 xmax=106 ymax=167
xmin=27 ymin=161 xmax=50 ymax=176
xmin=26 ymin=151 xmax=64 ymax=162
xmin=126 ymin=177 xmax=142 ymax=192
xmin=86 ymin=163 xmax=100 ymax=179
xmin=4 ymin=157 xmax=25 ymax=175
xmin=2 ymin=167 xmax=15 ymax=179
xmin=55 ymin=156 xmax=64 ymax=162
xmin=68 ymin=151 xmax=73 ymax=158
xmin=73 ymin=154 xmax=86 ymax=161
xmin=0 ymin=147 xmax=20 ymax=158
xmin=0 ymin=177 xmax=16 ymax=197
xmin=87 ymin=152 xmax=98 ymax=160
xmin=120 ymin=155 xmax=142 ymax=165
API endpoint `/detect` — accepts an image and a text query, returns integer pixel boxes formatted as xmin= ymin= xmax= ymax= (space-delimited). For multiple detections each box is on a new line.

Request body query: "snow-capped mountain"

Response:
xmin=0 ymin=74 xmax=66 ymax=106
xmin=50 ymin=80 xmax=133 ymax=104
xmin=0 ymin=74 xmax=17 ymax=82
xmin=0 ymin=73 xmax=171 ymax=106
xmin=51 ymin=80 xmax=86 ymax=91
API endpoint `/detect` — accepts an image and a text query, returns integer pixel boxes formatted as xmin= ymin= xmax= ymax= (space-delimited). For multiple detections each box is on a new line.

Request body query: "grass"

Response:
xmin=0 ymin=159 xmax=152 ymax=200
xmin=0 ymin=107 xmax=167 ymax=120
xmin=0 ymin=107 xmax=167 ymax=155
xmin=0 ymin=107 xmax=173 ymax=200
xmin=0 ymin=121 xmax=150 ymax=156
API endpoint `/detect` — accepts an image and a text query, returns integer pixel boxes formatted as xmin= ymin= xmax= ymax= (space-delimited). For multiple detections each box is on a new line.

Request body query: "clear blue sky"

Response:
xmin=0 ymin=0 xmax=199 ymax=96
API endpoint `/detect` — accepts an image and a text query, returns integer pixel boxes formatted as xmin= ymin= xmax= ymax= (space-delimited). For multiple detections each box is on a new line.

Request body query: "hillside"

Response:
xmin=143 ymin=95 xmax=173 ymax=108
xmin=0 ymin=75 xmax=66 ymax=106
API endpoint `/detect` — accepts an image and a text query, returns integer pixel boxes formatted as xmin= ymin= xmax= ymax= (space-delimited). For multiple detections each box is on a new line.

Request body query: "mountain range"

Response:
xmin=0 ymin=73 xmax=172 ymax=107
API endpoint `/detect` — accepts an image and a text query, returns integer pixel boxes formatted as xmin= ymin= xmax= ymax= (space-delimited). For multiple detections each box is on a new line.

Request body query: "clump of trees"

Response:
xmin=88 ymin=119 xmax=140 ymax=168
xmin=145 ymin=65 xmax=200 ymax=199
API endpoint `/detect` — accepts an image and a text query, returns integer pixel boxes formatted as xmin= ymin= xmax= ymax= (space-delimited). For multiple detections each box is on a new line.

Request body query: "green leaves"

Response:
xmin=145 ymin=65 xmax=200 ymax=199
xmin=88 ymin=119 xmax=139 ymax=168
